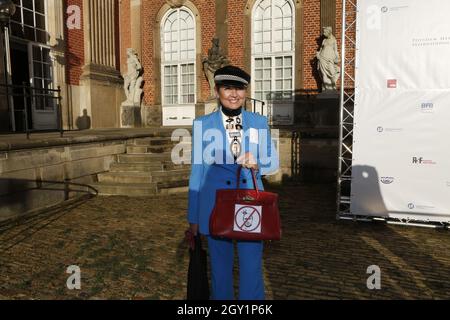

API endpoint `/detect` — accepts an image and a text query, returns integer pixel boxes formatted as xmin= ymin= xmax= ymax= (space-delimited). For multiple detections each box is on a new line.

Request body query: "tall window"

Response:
xmin=11 ymin=0 xmax=49 ymax=44
xmin=161 ymin=8 xmax=196 ymax=105
xmin=11 ymin=0 xmax=54 ymax=112
xmin=252 ymin=0 xmax=294 ymax=101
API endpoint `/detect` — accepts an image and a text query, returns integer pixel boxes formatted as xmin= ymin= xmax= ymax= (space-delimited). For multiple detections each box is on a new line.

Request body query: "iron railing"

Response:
xmin=0 ymin=82 xmax=63 ymax=139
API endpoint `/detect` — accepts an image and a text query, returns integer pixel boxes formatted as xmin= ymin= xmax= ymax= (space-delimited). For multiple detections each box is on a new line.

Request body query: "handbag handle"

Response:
xmin=236 ymin=166 xmax=259 ymax=195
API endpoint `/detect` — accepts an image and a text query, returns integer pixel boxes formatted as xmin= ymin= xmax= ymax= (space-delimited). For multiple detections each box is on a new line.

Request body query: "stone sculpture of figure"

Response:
xmin=123 ymin=48 xmax=144 ymax=105
xmin=316 ymin=27 xmax=340 ymax=91
xmin=203 ymin=37 xmax=230 ymax=98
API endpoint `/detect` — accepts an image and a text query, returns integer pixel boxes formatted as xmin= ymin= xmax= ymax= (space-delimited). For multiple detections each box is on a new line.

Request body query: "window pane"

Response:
xmin=273 ymin=42 xmax=282 ymax=52
xmin=275 ymin=68 xmax=282 ymax=78
xmin=23 ymin=9 xmax=34 ymax=26
xmin=24 ymin=26 xmax=35 ymax=41
xmin=283 ymin=41 xmax=292 ymax=51
xmin=285 ymin=56 xmax=292 ymax=66
xmin=275 ymin=57 xmax=283 ymax=67
xmin=35 ymin=0 xmax=45 ymax=14
xmin=255 ymin=32 xmax=262 ymax=44
xmin=276 ymin=80 xmax=283 ymax=90
xmin=283 ymin=29 xmax=291 ymax=41
xmin=35 ymin=13 xmax=45 ymax=29
xmin=284 ymin=67 xmax=293 ymax=78
xmin=284 ymin=79 xmax=292 ymax=89
xmin=34 ymin=62 xmax=42 ymax=77
xmin=283 ymin=17 xmax=292 ymax=29
xmin=274 ymin=30 xmax=282 ymax=42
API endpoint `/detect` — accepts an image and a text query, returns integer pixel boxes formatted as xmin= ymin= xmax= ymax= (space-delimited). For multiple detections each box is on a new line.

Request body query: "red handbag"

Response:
xmin=209 ymin=166 xmax=281 ymax=241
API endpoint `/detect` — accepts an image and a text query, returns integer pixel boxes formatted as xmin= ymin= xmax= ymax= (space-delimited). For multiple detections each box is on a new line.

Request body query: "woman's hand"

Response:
xmin=185 ymin=224 xmax=199 ymax=250
xmin=237 ymin=152 xmax=259 ymax=170
xmin=189 ymin=223 xmax=199 ymax=236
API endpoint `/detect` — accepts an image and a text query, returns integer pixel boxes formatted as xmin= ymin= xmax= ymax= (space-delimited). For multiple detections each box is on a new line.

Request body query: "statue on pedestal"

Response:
xmin=122 ymin=48 xmax=144 ymax=127
xmin=203 ymin=38 xmax=230 ymax=99
xmin=316 ymin=27 xmax=340 ymax=92
xmin=123 ymin=48 xmax=143 ymax=106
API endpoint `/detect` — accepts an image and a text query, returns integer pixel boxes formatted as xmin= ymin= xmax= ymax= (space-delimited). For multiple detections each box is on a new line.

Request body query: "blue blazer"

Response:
xmin=187 ymin=109 xmax=279 ymax=235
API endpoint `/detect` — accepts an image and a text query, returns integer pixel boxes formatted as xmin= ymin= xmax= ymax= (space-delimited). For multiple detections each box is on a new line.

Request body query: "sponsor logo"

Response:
xmin=381 ymin=177 xmax=394 ymax=185
xmin=412 ymin=157 xmax=436 ymax=165
xmin=408 ymin=203 xmax=436 ymax=211
xmin=421 ymin=102 xmax=434 ymax=113
xmin=387 ymin=79 xmax=397 ymax=89
xmin=377 ymin=126 xmax=403 ymax=133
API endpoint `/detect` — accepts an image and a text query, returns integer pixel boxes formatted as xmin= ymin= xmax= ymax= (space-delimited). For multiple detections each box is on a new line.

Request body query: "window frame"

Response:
xmin=160 ymin=7 xmax=197 ymax=107
xmin=11 ymin=0 xmax=49 ymax=45
xmin=251 ymin=0 xmax=296 ymax=102
xmin=28 ymin=41 xmax=56 ymax=113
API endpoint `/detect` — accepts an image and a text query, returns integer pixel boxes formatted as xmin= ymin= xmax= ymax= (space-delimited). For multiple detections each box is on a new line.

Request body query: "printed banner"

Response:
xmin=352 ymin=0 xmax=450 ymax=222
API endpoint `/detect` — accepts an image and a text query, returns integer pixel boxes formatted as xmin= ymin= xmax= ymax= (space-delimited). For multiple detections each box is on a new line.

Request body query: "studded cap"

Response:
xmin=214 ymin=65 xmax=251 ymax=88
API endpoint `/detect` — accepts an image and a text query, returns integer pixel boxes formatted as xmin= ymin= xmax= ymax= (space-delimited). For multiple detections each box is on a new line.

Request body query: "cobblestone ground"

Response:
xmin=1 ymin=182 xmax=450 ymax=300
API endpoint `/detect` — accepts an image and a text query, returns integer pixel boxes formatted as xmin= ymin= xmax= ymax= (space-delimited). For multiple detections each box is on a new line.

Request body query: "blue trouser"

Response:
xmin=207 ymin=236 xmax=265 ymax=300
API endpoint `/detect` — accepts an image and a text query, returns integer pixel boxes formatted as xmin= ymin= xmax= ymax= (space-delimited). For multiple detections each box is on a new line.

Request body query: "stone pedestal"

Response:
xmin=313 ymin=91 xmax=340 ymax=128
xmin=141 ymin=104 xmax=162 ymax=127
xmin=120 ymin=103 xmax=142 ymax=128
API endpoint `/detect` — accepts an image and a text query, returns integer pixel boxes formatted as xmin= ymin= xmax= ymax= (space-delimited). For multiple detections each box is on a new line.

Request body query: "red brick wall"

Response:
xmin=65 ymin=0 xmax=84 ymax=85
xmin=140 ymin=0 xmax=216 ymax=106
xmin=119 ymin=0 xmax=131 ymax=73
xmin=199 ymin=0 xmax=217 ymax=102
xmin=302 ymin=0 xmax=322 ymax=90
xmin=227 ymin=0 xmax=246 ymax=69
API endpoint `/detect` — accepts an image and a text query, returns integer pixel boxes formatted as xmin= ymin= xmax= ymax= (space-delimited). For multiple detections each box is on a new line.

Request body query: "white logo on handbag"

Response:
xmin=234 ymin=205 xmax=262 ymax=233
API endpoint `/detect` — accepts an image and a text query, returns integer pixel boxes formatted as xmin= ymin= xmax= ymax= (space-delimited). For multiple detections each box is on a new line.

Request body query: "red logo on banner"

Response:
xmin=387 ymin=79 xmax=397 ymax=89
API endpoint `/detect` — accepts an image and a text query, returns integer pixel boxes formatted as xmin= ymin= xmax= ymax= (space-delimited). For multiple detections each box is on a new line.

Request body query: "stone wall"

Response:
xmin=0 ymin=141 xmax=125 ymax=223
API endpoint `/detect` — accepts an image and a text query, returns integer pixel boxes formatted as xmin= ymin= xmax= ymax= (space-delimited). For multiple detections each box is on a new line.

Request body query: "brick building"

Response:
xmin=1 ymin=0 xmax=341 ymax=131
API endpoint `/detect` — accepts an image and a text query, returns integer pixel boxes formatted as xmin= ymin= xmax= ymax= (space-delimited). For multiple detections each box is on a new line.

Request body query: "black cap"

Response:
xmin=214 ymin=65 xmax=251 ymax=88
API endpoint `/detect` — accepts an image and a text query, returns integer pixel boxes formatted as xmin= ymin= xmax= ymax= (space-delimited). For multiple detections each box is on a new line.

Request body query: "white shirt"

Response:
xmin=221 ymin=110 xmax=243 ymax=154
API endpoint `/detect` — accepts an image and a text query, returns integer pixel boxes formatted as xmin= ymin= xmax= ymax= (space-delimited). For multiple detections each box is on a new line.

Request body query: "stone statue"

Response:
xmin=123 ymin=48 xmax=144 ymax=105
xmin=121 ymin=48 xmax=144 ymax=128
xmin=316 ymin=27 xmax=340 ymax=91
xmin=203 ymin=38 xmax=230 ymax=98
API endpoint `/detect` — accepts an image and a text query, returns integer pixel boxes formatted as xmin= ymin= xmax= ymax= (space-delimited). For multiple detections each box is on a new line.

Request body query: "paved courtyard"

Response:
xmin=1 ymin=181 xmax=450 ymax=300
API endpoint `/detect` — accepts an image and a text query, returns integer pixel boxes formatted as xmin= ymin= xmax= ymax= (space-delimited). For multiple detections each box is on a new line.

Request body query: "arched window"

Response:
xmin=252 ymin=0 xmax=294 ymax=101
xmin=161 ymin=7 xmax=196 ymax=106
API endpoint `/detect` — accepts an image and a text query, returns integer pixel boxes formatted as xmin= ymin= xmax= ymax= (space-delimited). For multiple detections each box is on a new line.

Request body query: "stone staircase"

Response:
xmin=91 ymin=136 xmax=192 ymax=196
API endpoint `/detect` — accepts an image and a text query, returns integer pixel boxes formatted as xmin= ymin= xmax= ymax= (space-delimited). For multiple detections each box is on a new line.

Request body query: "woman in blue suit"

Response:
xmin=187 ymin=65 xmax=279 ymax=300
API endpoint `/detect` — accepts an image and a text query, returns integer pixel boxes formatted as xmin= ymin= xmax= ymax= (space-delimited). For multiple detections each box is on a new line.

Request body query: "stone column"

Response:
xmin=80 ymin=0 xmax=124 ymax=129
xmin=321 ymin=0 xmax=336 ymax=32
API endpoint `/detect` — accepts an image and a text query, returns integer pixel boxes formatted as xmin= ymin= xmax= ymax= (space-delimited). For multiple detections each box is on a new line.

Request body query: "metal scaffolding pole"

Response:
xmin=337 ymin=0 xmax=357 ymax=220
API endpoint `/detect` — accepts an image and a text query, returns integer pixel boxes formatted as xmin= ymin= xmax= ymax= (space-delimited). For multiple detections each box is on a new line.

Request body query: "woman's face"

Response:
xmin=216 ymin=85 xmax=247 ymax=110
